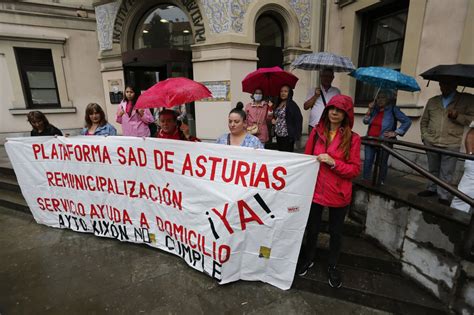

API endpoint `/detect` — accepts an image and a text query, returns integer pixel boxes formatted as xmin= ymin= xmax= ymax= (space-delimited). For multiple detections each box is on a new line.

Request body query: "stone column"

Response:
xmin=192 ymin=42 xmax=259 ymax=140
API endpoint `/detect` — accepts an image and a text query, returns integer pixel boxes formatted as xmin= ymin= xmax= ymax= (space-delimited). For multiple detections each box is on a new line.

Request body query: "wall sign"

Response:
xmin=200 ymin=81 xmax=231 ymax=102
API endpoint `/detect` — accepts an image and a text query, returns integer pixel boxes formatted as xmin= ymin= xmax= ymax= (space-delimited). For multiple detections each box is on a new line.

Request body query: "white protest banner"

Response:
xmin=5 ymin=136 xmax=318 ymax=289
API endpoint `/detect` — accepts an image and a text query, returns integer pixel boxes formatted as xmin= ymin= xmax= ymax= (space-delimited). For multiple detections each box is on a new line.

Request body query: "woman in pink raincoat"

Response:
xmin=116 ymin=85 xmax=155 ymax=137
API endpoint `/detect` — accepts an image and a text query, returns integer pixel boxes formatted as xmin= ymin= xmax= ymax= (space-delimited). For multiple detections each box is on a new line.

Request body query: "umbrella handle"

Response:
xmin=372 ymin=86 xmax=382 ymax=105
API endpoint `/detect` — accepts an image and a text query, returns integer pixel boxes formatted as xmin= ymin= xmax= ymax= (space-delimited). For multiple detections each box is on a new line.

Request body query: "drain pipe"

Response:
xmin=320 ymin=0 xmax=327 ymax=52
xmin=313 ymin=0 xmax=327 ymax=89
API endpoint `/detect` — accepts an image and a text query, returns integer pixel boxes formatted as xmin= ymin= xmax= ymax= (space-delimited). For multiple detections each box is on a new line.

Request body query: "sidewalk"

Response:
xmin=0 ymin=207 xmax=389 ymax=314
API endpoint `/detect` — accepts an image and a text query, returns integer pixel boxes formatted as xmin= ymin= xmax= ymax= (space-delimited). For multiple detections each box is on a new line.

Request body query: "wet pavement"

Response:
xmin=0 ymin=207 xmax=390 ymax=315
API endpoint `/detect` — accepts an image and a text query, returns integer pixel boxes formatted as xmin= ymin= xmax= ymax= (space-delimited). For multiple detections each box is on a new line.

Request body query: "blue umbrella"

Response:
xmin=349 ymin=67 xmax=420 ymax=92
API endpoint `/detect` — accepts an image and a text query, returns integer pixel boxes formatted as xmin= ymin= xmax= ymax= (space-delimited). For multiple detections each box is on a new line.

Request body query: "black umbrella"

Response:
xmin=420 ymin=64 xmax=474 ymax=87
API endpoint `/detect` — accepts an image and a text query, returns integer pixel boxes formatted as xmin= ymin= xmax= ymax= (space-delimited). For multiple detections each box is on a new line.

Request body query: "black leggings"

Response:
xmin=299 ymin=203 xmax=348 ymax=267
xmin=276 ymin=136 xmax=294 ymax=152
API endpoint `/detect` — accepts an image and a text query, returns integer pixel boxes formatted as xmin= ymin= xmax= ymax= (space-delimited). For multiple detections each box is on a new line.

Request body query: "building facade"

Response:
xmin=325 ymin=0 xmax=474 ymax=143
xmin=0 ymin=0 xmax=103 ymax=142
xmin=94 ymin=0 xmax=323 ymax=141
xmin=1 ymin=0 xmax=473 ymax=144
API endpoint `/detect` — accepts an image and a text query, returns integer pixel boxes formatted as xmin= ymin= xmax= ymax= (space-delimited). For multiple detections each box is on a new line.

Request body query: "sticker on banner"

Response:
xmin=288 ymin=206 xmax=300 ymax=213
xmin=259 ymin=246 xmax=271 ymax=259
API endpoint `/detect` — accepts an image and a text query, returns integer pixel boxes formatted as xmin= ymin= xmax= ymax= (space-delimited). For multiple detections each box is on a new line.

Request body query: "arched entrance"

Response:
xmin=120 ymin=2 xmax=196 ymax=129
xmin=122 ymin=4 xmax=194 ymax=92
xmin=255 ymin=14 xmax=284 ymax=69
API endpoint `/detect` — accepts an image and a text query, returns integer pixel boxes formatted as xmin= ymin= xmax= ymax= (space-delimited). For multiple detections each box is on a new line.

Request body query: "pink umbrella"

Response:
xmin=242 ymin=66 xmax=299 ymax=97
xmin=135 ymin=77 xmax=212 ymax=109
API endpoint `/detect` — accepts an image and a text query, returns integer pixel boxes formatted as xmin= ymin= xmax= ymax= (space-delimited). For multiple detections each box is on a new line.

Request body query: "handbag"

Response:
xmin=246 ymin=104 xmax=268 ymax=135
xmin=247 ymin=124 xmax=259 ymax=135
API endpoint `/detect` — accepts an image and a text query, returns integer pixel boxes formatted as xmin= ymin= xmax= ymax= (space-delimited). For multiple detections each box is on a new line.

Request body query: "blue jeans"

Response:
xmin=363 ymin=145 xmax=390 ymax=182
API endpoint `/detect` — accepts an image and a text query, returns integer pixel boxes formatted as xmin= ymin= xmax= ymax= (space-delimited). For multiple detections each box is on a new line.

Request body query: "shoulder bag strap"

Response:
xmin=312 ymin=130 xmax=319 ymax=155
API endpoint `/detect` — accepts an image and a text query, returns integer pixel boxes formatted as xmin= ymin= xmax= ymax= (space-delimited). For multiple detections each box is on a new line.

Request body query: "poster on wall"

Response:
xmin=200 ymin=80 xmax=231 ymax=101
xmin=5 ymin=136 xmax=318 ymax=290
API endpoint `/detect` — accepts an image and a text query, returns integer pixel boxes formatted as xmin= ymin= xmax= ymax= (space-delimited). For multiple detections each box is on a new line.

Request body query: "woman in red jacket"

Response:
xmin=296 ymin=94 xmax=361 ymax=288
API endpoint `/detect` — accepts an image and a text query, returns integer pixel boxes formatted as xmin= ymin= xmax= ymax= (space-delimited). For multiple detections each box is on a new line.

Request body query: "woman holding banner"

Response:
xmin=80 ymin=103 xmax=117 ymax=136
xmin=297 ymin=95 xmax=361 ymax=288
xmin=216 ymin=102 xmax=263 ymax=149
xmin=27 ymin=111 xmax=63 ymax=136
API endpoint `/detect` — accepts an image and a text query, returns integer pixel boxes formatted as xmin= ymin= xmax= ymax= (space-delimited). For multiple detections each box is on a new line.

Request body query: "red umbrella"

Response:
xmin=242 ymin=66 xmax=299 ymax=96
xmin=135 ymin=77 xmax=212 ymax=109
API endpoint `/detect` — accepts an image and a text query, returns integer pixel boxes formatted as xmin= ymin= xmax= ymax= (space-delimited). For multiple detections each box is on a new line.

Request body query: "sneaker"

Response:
xmin=417 ymin=190 xmax=437 ymax=197
xmin=296 ymin=261 xmax=314 ymax=276
xmin=328 ymin=266 xmax=342 ymax=288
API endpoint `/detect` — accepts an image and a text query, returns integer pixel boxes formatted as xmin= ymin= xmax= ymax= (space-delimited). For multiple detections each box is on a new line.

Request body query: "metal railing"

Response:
xmin=362 ymin=136 xmax=474 ymax=259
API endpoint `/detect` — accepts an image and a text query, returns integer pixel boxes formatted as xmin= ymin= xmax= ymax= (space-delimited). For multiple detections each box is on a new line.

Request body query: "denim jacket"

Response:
xmin=80 ymin=123 xmax=117 ymax=136
xmin=363 ymin=104 xmax=411 ymax=137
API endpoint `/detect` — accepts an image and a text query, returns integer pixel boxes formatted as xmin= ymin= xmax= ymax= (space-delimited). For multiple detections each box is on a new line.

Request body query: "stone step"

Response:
xmin=0 ymin=166 xmax=15 ymax=177
xmin=0 ymin=172 xmax=20 ymax=193
xmin=293 ymin=264 xmax=447 ymax=314
xmin=320 ymin=216 xmax=365 ymax=237
xmin=315 ymin=233 xmax=402 ymax=276
xmin=0 ymin=187 xmax=30 ymax=213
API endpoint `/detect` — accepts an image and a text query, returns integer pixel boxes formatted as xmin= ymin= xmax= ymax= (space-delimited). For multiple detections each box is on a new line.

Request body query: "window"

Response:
xmin=134 ymin=4 xmax=193 ymax=51
xmin=356 ymin=1 xmax=409 ymax=105
xmin=338 ymin=0 xmax=356 ymax=8
xmin=14 ymin=48 xmax=60 ymax=108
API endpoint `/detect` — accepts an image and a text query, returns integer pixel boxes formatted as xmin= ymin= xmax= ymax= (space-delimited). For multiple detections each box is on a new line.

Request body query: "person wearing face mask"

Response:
xmin=244 ymin=88 xmax=273 ymax=145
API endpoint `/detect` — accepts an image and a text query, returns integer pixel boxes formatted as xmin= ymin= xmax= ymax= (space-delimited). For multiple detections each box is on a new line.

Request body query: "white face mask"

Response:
xmin=254 ymin=94 xmax=263 ymax=101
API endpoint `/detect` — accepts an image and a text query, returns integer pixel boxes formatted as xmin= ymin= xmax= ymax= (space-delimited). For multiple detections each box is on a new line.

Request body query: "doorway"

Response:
xmin=124 ymin=65 xmax=167 ymax=94
xmin=122 ymin=3 xmax=195 ymax=131
xmin=256 ymin=14 xmax=284 ymax=69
